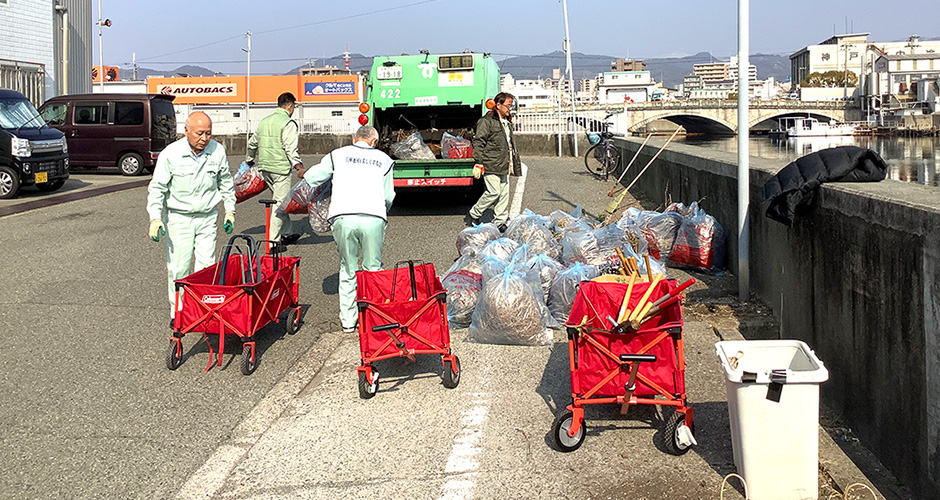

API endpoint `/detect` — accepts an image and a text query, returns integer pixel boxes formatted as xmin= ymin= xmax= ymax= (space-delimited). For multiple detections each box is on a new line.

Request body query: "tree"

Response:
xmin=801 ymin=70 xmax=858 ymax=88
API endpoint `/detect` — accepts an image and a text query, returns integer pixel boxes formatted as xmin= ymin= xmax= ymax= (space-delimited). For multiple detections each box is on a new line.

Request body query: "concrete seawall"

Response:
xmin=613 ymin=136 xmax=940 ymax=499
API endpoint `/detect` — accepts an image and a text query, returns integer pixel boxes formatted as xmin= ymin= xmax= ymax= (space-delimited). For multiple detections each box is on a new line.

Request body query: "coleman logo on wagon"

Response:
xmin=271 ymin=289 xmax=281 ymax=300
xmin=201 ymin=294 xmax=226 ymax=304
xmin=159 ymin=84 xmax=237 ymax=97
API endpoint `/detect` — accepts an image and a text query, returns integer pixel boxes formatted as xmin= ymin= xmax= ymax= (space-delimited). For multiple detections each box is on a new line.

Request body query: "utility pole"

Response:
xmin=737 ymin=0 xmax=750 ymax=303
xmin=243 ymin=31 xmax=251 ymax=139
xmin=96 ymin=0 xmax=110 ymax=91
xmin=562 ymin=0 xmax=578 ymax=157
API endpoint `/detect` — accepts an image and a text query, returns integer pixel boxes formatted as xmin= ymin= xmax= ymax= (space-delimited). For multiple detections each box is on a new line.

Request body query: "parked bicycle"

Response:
xmin=570 ymin=114 xmax=624 ymax=180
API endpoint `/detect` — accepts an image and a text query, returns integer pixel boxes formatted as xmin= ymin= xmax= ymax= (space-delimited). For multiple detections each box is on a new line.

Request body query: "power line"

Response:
xmin=136 ymin=0 xmax=438 ymax=64
xmin=253 ymin=0 xmax=438 ymax=36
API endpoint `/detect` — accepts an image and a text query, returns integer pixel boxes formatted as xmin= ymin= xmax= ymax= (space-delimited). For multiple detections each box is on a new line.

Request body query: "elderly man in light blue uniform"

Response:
xmin=300 ymin=125 xmax=395 ymax=333
xmin=147 ymin=111 xmax=236 ymax=325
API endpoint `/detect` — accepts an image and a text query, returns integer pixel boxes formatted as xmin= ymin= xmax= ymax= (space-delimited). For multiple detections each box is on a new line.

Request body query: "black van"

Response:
xmin=0 ymin=89 xmax=70 ymax=199
xmin=39 ymin=93 xmax=176 ymax=176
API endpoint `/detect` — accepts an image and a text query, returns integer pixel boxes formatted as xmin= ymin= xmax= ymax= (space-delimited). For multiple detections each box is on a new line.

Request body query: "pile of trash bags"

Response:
xmin=440 ymin=202 xmax=725 ymax=347
xmin=615 ymin=202 xmax=725 ymax=273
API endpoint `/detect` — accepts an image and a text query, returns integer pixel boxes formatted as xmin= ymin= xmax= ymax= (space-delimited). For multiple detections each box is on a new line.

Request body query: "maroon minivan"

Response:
xmin=39 ymin=93 xmax=177 ymax=176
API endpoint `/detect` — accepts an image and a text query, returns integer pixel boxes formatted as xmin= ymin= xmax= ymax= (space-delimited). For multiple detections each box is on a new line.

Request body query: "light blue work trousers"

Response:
xmin=332 ymin=214 xmax=387 ymax=329
xmin=165 ymin=210 xmax=218 ymax=314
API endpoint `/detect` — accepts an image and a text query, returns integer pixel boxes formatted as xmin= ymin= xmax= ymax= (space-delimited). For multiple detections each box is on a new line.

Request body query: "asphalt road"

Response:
xmin=0 ymin=154 xmax=881 ymax=499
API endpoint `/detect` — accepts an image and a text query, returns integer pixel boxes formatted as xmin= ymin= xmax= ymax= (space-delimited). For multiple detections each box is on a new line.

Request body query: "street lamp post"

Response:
xmin=242 ymin=31 xmax=251 ymax=139
xmin=737 ymin=0 xmax=750 ymax=303
xmin=96 ymin=0 xmax=111 ymax=92
xmin=562 ymin=0 xmax=578 ymax=157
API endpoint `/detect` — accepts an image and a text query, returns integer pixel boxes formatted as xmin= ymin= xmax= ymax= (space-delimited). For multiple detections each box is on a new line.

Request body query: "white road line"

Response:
xmin=438 ymin=364 xmax=491 ymax=500
xmin=175 ymin=332 xmax=342 ymax=500
xmin=508 ymin=161 xmax=528 ymax=218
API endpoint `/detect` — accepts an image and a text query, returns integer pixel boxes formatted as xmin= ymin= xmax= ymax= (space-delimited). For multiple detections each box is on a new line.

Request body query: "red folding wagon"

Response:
xmin=165 ymin=234 xmax=302 ymax=375
xmin=355 ymin=261 xmax=460 ymax=399
xmin=551 ymin=278 xmax=696 ymax=454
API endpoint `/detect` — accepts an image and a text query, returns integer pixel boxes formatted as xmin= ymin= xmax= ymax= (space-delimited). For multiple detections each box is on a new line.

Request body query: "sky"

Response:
xmin=97 ymin=0 xmax=940 ymax=75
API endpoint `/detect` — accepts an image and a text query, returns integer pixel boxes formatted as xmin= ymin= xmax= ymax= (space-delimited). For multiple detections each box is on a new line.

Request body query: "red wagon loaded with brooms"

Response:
xmin=552 ymin=275 xmax=698 ymax=454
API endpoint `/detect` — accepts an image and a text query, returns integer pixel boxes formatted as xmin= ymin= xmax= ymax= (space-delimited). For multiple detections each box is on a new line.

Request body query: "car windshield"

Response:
xmin=0 ymin=98 xmax=44 ymax=129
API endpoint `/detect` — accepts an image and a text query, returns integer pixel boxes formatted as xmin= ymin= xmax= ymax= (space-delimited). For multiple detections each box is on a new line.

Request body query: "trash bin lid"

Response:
xmin=715 ymin=339 xmax=829 ymax=384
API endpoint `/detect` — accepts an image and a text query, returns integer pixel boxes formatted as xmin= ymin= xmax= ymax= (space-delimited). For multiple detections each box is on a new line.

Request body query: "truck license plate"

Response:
xmin=35 ymin=172 xmax=48 ymax=183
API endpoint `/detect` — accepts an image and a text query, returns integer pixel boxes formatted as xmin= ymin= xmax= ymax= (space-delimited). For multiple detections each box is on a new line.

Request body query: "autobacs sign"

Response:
xmin=159 ymin=84 xmax=237 ymax=97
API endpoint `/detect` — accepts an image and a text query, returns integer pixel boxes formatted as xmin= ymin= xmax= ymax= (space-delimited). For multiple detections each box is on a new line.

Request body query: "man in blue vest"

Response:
xmin=300 ymin=126 xmax=395 ymax=333
xmin=246 ymin=92 xmax=303 ymax=245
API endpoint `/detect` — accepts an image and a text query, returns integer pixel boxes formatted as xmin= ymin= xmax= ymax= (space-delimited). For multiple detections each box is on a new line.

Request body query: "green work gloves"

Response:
xmin=223 ymin=211 xmax=235 ymax=234
xmin=149 ymin=219 xmax=166 ymax=242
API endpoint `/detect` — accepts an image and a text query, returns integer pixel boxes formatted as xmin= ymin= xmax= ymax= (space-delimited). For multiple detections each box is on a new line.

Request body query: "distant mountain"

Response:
xmin=126 ymin=65 xmax=219 ymax=80
xmin=125 ymin=51 xmax=794 ymax=88
xmin=497 ymin=50 xmax=791 ymax=88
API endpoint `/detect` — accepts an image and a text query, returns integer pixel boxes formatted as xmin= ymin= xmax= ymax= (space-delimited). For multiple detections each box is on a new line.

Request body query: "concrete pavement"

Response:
xmin=0 ymin=155 xmax=898 ymax=499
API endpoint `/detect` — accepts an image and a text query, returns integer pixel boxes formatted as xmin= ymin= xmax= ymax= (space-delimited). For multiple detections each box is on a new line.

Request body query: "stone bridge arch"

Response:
xmin=747 ymin=110 xmax=844 ymax=129
xmin=629 ymin=112 xmax=735 ymax=135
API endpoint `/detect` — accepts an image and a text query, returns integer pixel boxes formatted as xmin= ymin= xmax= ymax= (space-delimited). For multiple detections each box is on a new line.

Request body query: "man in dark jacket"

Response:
xmin=466 ymin=92 xmax=521 ymax=232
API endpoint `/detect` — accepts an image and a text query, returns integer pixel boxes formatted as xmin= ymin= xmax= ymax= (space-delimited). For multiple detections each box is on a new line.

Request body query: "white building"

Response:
xmin=596 ymin=71 xmax=656 ymax=104
xmin=0 ymin=0 xmax=92 ymax=103
xmin=790 ymin=33 xmax=940 ymax=96
xmin=501 ymin=77 xmax=557 ymax=110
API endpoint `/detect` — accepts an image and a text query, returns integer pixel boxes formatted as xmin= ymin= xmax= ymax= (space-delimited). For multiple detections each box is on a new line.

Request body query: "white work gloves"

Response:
xmin=223 ymin=211 xmax=235 ymax=234
xmin=472 ymin=164 xmax=484 ymax=179
xmin=149 ymin=219 xmax=166 ymax=242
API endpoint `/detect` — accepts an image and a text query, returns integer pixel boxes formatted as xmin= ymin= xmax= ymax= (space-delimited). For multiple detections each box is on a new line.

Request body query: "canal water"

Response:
xmin=674 ymin=135 xmax=940 ymax=187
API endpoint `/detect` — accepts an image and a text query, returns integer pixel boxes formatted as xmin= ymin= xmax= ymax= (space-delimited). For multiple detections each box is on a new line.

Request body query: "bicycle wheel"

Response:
xmin=602 ymin=145 xmax=622 ymax=180
xmin=584 ymin=144 xmax=605 ymax=179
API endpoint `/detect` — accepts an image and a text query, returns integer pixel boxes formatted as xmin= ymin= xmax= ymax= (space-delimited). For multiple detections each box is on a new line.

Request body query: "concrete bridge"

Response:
xmin=614 ymin=100 xmax=858 ymax=135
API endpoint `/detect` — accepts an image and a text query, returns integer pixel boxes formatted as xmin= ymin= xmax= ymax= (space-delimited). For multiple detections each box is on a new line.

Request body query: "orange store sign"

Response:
xmin=158 ymin=83 xmax=237 ymax=97
xmin=147 ymin=75 xmax=360 ymax=104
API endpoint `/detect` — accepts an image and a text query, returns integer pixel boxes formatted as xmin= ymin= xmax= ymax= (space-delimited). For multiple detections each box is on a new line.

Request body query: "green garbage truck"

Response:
xmin=359 ymin=52 xmax=501 ymax=189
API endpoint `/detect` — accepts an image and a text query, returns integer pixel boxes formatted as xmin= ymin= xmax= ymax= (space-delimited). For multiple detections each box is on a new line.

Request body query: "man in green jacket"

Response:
xmin=246 ymin=92 xmax=304 ymax=245
xmin=466 ymin=92 xmax=521 ymax=232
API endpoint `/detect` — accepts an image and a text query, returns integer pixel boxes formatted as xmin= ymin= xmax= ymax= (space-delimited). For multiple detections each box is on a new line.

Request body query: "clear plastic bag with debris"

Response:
xmin=456 ymin=223 xmax=501 ymax=257
xmin=504 ymin=210 xmax=560 ymax=260
xmin=668 ymin=212 xmax=726 ymax=273
xmin=480 ymin=254 xmax=511 ymax=284
xmin=617 ymin=209 xmax=684 ymax=260
xmin=467 ymin=259 xmax=553 ymax=346
xmin=561 ymin=229 xmax=599 ymax=265
xmin=548 ymin=262 xmax=601 ymax=324
xmin=306 ymin=180 xmax=332 ymax=233
xmin=523 ymin=253 xmax=567 ymax=300
xmin=389 ymin=131 xmax=435 ymax=160
xmin=478 ymin=237 xmax=520 ymax=262
xmin=441 ymin=268 xmax=482 ymax=328
xmin=441 ymin=132 xmax=474 ymax=159
xmin=445 ymin=252 xmax=485 ymax=276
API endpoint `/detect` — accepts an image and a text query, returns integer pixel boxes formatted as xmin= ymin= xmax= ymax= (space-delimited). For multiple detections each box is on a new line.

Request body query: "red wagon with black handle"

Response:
xmin=165 ymin=233 xmax=302 ymax=375
xmin=355 ymin=261 xmax=460 ymax=399
xmin=552 ymin=278 xmax=696 ymax=454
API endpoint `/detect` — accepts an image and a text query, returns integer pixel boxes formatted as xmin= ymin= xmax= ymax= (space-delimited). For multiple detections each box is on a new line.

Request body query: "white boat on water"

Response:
xmin=787 ymin=117 xmax=856 ymax=137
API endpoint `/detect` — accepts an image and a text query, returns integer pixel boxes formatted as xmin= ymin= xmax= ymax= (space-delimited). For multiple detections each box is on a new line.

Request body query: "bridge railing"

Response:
xmin=513 ymin=110 xmax=613 ymax=134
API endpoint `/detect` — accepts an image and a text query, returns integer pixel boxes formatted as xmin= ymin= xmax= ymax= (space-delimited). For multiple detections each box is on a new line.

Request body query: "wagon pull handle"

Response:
xmin=619 ymin=354 xmax=657 ymax=414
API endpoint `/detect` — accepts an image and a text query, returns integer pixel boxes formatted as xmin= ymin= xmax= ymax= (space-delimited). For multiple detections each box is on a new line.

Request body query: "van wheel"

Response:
xmin=36 ymin=179 xmax=65 ymax=192
xmin=0 ymin=166 xmax=21 ymax=199
xmin=119 ymin=152 xmax=145 ymax=176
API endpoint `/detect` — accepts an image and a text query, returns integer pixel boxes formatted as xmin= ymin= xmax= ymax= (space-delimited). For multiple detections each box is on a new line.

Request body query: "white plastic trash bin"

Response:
xmin=715 ymin=340 xmax=829 ymax=500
